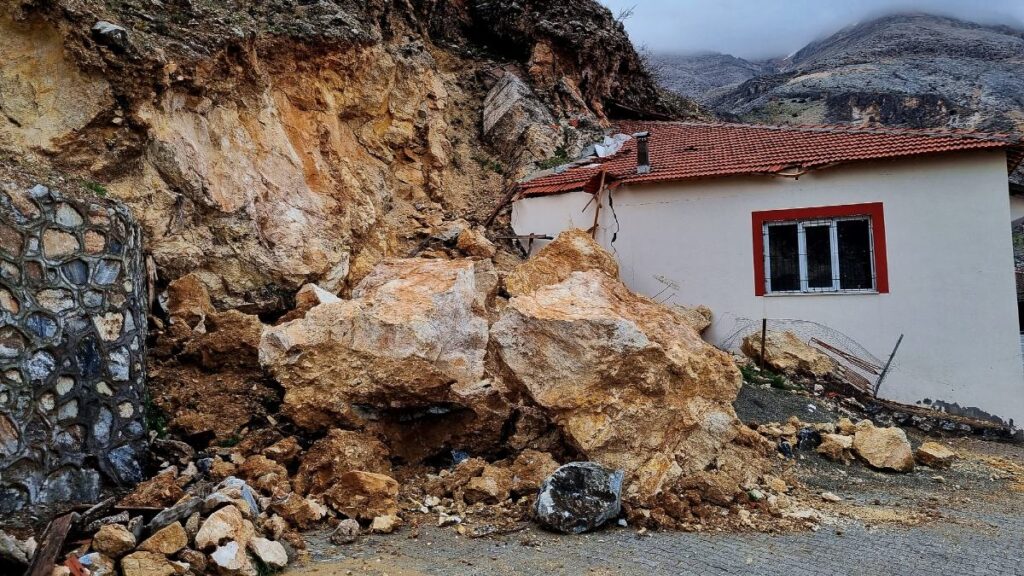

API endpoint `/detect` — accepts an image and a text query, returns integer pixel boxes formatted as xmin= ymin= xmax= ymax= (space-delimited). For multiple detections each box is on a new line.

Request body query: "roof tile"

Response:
xmin=519 ymin=121 xmax=1024 ymax=197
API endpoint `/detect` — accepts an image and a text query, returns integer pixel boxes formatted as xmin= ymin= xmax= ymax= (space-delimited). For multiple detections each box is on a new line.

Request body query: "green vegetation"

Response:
xmin=739 ymin=363 xmax=800 ymax=391
xmin=218 ymin=434 xmax=242 ymax=448
xmin=144 ymin=395 xmax=169 ymax=439
xmin=472 ymin=153 xmax=505 ymax=176
xmin=535 ymin=145 xmax=570 ymax=170
xmin=82 ymin=179 xmax=108 ymax=197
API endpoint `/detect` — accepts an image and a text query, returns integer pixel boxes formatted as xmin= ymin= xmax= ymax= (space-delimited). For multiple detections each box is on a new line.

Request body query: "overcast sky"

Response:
xmin=598 ymin=0 xmax=1024 ymax=59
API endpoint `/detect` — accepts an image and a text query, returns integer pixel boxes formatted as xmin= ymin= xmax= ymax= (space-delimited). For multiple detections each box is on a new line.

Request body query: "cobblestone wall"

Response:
xmin=0 ymin=183 xmax=147 ymax=513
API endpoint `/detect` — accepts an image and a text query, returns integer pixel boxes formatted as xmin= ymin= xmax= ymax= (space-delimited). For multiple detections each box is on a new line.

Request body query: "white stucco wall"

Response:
xmin=513 ymin=151 xmax=1024 ymax=427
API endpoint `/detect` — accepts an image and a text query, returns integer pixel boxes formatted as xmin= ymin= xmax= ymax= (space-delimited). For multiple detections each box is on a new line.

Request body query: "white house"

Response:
xmin=512 ymin=121 xmax=1024 ymax=429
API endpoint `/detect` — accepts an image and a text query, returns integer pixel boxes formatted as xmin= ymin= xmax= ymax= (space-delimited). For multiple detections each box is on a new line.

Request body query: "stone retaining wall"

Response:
xmin=0 ymin=183 xmax=147 ymax=513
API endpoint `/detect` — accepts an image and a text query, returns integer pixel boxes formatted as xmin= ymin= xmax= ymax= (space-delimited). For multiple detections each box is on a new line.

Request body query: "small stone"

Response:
xmin=330 ymin=519 xmax=361 ymax=544
xmin=915 ymin=442 xmax=956 ymax=469
xmin=370 ymin=514 xmax=400 ymax=534
xmin=119 ymin=469 xmax=184 ymax=508
xmin=137 ymin=521 xmax=187 ymax=555
xmin=209 ymin=541 xmax=253 ymax=575
xmin=248 ymin=537 xmax=288 ymax=569
xmin=42 ymin=229 xmax=79 ymax=259
xmin=78 ymin=552 xmax=115 ymax=576
xmin=92 ymin=523 xmax=136 ymax=558
xmin=177 ymin=548 xmax=206 ymax=574
xmin=820 ymin=491 xmax=842 ymax=503
xmin=817 ymin=433 xmax=854 ymax=463
xmin=437 ymin=512 xmax=461 ymax=527
xmin=747 ymin=489 xmax=765 ymax=501
xmin=269 ymin=494 xmax=327 ymax=530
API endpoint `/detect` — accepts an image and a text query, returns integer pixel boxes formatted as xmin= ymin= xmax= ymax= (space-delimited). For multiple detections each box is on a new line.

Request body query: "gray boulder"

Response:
xmin=533 ymin=462 xmax=623 ymax=534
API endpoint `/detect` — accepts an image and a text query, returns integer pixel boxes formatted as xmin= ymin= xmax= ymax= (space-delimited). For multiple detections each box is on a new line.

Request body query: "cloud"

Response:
xmin=599 ymin=0 xmax=1024 ymax=59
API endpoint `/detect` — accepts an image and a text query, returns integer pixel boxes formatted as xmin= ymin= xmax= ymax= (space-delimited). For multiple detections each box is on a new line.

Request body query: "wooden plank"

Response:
xmin=26 ymin=512 xmax=74 ymax=576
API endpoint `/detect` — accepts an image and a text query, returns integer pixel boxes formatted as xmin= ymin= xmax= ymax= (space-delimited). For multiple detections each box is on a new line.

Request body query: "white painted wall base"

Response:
xmin=513 ymin=151 xmax=1024 ymax=428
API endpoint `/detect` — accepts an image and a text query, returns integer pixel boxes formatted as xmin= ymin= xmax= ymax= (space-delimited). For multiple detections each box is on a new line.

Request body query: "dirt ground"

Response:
xmin=281 ymin=386 xmax=1024 ymax=576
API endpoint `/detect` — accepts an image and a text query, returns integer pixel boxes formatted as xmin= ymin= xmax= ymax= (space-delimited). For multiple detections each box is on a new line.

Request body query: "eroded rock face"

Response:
xmin=741 ymin=331 xmax=837 ymax=378
xmin=0 ymin=184 xmax=147 ymax=513
xmin=260 ymin=258 xmax=509 ymax=458
xmin=493 ymin=270 xmax=767 ymax=502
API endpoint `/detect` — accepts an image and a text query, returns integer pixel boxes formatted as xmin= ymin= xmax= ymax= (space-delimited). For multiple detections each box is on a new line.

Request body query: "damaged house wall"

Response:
xmin=0 ymin=184 xmax=147 ymax=513
xmin=512 ymin=150 xmax=1024 ymax=428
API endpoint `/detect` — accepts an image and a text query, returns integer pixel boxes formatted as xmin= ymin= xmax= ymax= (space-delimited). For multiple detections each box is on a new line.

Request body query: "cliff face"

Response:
xmin=0 ymin=0 xmax=701 ymax=311
xmin=657 ymin=14 xmax=1024 ymax=134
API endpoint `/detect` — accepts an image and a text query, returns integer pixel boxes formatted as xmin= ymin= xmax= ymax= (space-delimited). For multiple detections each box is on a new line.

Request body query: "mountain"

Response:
xmin=657 ymin=14 xmax=1024 ymax=133
xmin=651 ymin=52 xmax=778 ymax=105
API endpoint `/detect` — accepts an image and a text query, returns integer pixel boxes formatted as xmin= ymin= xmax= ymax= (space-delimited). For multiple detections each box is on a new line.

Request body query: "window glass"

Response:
xmin=767 ymin=224 xmax=799 ymax=292
xmin=837 ymin=219 xmax=873 ymax=290
xmin=804 ymin=224 xmax=833 ymax=289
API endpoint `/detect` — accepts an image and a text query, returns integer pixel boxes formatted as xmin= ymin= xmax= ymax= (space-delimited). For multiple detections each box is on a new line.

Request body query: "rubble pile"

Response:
xmin=755 ymin=415 xmax=959 ymax=475
xmin=21 ymin=228 xmax=955 ymax=573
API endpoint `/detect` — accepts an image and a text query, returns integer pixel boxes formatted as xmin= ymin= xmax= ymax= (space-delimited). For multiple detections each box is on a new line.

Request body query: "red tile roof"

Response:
xmin=518 ymin=121 xmax=1024 ymax=197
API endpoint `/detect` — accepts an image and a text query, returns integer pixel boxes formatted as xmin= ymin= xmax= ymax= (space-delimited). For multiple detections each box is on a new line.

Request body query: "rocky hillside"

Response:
xmin=652 ymin=52 xmax=778 ymax=105
xmin=657 ymin=14 xmax=1024 ymax=133
xmin=0 ymin=0 xmax=702 ymax=314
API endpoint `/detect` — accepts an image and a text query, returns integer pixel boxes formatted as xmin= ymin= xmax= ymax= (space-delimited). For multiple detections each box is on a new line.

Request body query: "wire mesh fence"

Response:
xmin=719 ymin=316 xmax=895 ymax=395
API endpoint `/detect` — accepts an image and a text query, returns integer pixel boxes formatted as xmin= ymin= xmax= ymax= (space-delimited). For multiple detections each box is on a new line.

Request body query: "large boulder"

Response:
xmin=260 ymin=258 xmax=509 ymax=456
xmin=505 ymin=228 xmax=619 ymax=297
xmin=533 ymin=462 xmax=623 ymax=534
xmin=492 ymin=270 xmax=769 ymax=503
xmin=852 ymin=421 xmax=915 ymax=472
xmin=741 ymin=331 xmax=836 ymax=378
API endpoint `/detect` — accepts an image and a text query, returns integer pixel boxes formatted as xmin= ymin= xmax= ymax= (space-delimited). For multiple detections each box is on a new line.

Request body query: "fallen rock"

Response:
xmin=916 ymin=442 xmax=956 ymax=469
xmin=820 ymin=491 xmax=843 ymax=503
xmin=816 ymin=433 xmax=854 ymax=463
xmin=248 ymin=537 xmax=288 ymax=570
xmin=509 ymin=450 xmax=560 ymax=496
xmin=277 ymin=283 xmax=340 ymax=324
xmin=209 ymin=541 xmax=254 ymax=576
xmin=330 ymin=519 xmax=361 ymax=544
xmin=262 ymin=437 xmax=302 ymax=466
xmin=456 ymin=226 xmax=496 ymax=258
xmin=177 ymin=548 xmax=206 ymax=574
xmin=462 ymin=464 xmax=513 ymax=504
xmin=852 ymin=422 xmax=915 ymax=472
xmin=323 ymin=471 xmax=400 ymax=520
xmin=741 ymin=331 xmax=836 ymax=378
xmin=91 ymin=21 xmax=129 ymax=51
xmin=120 ymin=551 xmax=182 ymax=576
xmin=92 ymin=523 xmax=136 ymax=558
xmin=78 ymin=552 xmax=115 ymax=576
xmin=370 ymin=514 xmax=401 ymax=534
xmin=118 ymin=468 xmax=184 ymax=508
xmin=504 ymin=228 xmax=618 ymax=297
xmin=534 ymin=462 xmax=623 ymax=534
xmin=147 ymin=496 xmax=203 ymax=533
xmin=294 ymin=429 xmax=391 ymax=496
xmin=137 ymin=521 xmax=187 ymax=556
xmin=195 ymin=505 xmax=252 ymax=551
xmin=0 ymin=529 xmax=35 ymax=567
xmin=269 ymin=494 xmax=327 ymax=530
xmin=260 ymin=258 xmax=494 ymax=431
xmin=493 ymin=270 xmax=768 ymax=502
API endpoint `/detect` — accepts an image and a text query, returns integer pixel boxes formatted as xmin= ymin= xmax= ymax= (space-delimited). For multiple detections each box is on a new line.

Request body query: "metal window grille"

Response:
xmin=763 ymin=216 xmax=876 ymax=294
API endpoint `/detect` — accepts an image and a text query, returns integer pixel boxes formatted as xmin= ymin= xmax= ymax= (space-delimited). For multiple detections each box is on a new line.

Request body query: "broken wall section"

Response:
xmin=0 ymin=183 xmax=148 ymax=513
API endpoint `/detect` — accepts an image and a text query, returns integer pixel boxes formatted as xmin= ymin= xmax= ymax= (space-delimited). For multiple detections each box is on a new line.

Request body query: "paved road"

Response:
xmin=287 ymin=503 xmax=1024 ymax=576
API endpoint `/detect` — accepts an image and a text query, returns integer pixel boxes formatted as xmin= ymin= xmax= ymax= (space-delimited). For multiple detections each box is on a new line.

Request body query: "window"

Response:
xmin=752 ymin=203 xmax=888 ymax=296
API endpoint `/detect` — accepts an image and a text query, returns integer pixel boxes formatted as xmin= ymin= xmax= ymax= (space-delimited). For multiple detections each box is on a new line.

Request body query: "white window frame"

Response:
xmin=763 ymin=216 xmax=876 ymax=295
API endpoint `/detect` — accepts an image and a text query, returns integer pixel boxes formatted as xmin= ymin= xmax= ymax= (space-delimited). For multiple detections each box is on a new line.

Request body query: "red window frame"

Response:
xmin=752 ymin=202 xmax=888 ymax=296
